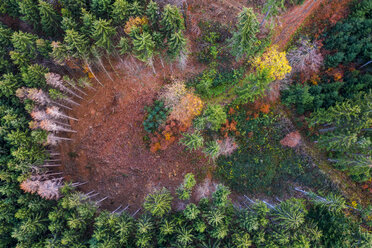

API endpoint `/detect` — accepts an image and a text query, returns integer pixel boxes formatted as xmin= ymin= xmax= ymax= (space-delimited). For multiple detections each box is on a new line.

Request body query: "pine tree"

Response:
xmin=38 ymin=0 xmax=61 ymax=37
xmin=64 ymin=29 xmax=89 ymax=60
xmin=18 ymin=0 xmax=40 ymax=30
xmin=230 ymin=7 xmax=260 ymax=60
xmin=129 ymin=1 xmax=144 ymax=17
xmin=21 ymin=64 xmax=48 ymax=88
xmin=132 ymin=31 xmax=155 ymax=63
xmin=117 ymin=36 xmax=130 ymax=55
xmin=160 ymin=4 xmax=184 ymax=38
xmin=11 ymin=31 xmax=37 ymax=60
xmin=60 ymin=0 xmax=86 ymax=19
xmin=0 ymin=73 xmax=20 ymax=97
xmin=179 ymin=131 xmax=204 ymax=151
xmin=91 ymin=0 xmax=112 ymax=19
xmin=80 ymin=8 xmax=96 ymax=37
xmin=144 ymin=188 xmax=173 ymax=217
xmin=92 ymin=18 xmax=117 ymax=51
xmin=167 ymin=30 xmax=187 ymax=61
xmin=111 ymin=0 xmax=130 ymax=25
xmin=146 ymin=0 xmax=159 ymax=26
xmin=274 ymin=199 xmax=306 ymax=230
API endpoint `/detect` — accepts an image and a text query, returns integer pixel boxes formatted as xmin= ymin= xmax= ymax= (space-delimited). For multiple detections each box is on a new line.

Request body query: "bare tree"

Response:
xmin=46 ymin=134 xmax=72 ymax=146
xmin=45 ymin=72 xmax=83 ymax=99
xmin=46 ymin=106 xmax=78 ymax=121
xmin=39 ymin=120 xmax=76 ymax=133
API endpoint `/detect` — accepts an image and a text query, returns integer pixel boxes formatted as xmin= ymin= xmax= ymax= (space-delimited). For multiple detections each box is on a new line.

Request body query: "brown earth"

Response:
xmin=58 ymin=56 xmax=213 ymax=212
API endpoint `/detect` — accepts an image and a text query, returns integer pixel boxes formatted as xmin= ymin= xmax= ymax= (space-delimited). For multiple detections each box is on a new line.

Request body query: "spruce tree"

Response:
xmin=11 ymin=31 xmax=37 ymax=60
xmin=111 ymin=0 xmax=130 ymax=25
xmin=160 ymin=4 xmax=184 ymax=38
xmin=63 ymin=29 xmax=89 ymax=60
xmin=81 ymin=8 xmax=96 ymax=37
xmin=167 ymin=30 xmax=187 ymax=61
xmin=92 ymin=18 xmax=117 ymax=51
xmin=230 ymin=7 xmax=260 ymax=60
xmin=38 ymin=0 xmax=61 ymax=37
xmin=18 ymin=0 xmax=40 ymax=30
xmin=132 ymin=31 xmax=155 ymax=63
xmin=91 ymin=0 xmax=112 ymax=19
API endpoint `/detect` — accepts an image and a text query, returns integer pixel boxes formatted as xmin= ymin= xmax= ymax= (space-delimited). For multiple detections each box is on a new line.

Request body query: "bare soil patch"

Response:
xmin=57 ymin=57 xmax=212 ymax=211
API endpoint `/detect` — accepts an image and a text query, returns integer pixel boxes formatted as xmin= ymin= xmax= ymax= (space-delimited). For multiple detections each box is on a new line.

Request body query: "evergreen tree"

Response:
xmin=11 ymin=31 xmax=37 ymax=60
xmin=167 ymin=30 xmax=187 ymax=61
xmin=38 ymin=0 xmax=61 ymax=37
xmin=160 ymin=5 xmax=184 ymax=38
xmin=60 ymin=0 xmax=86 ymax=19
xmin=111 ymin=0 xmax=130 ymax=25
xmin=132 ymin=31 xmax=155 ymax=63
xmin=92 ymin=18 xmax=117 ymax=51
xmin=129 ymin=1 xmax=144 ymax=17
xmin=81 ymin=8 xmax=96 ymax=37
xmin=117 ymin=36 xmax=130 ymax=55
xmin=144 ymin=188 xmax=173 ymax=217
xmin=146 ymin=0 xmax=159 ymax=26
xmin=64 ymin=29 xmax=90 ymax=59
xmin=230 ymin=7 xmax=260 ymax=60
xmin=91 ymin=0 xmax=112 ymax=19
xmin=179 ymin=131 xmax=204 ymax=151
xmin=18 ymin=0 xmax=40 ymax=30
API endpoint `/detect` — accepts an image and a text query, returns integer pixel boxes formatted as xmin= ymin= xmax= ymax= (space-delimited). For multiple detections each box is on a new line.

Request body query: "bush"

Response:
xmin=143 ymin=100 xmax=169 ymax=133
xmin=200 ymin=104 xmax=227 ymax=131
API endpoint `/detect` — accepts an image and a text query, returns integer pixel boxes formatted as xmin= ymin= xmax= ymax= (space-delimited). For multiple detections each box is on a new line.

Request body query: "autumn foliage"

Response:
xmin=124 ymin=16 xmax=148 ymax=35
xmin=252 ymin=45 xmax=292 ymax=81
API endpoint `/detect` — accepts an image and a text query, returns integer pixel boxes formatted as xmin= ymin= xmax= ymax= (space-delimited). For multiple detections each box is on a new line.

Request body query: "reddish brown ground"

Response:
xmin=58 ymin=56 xmax=213 ymax=211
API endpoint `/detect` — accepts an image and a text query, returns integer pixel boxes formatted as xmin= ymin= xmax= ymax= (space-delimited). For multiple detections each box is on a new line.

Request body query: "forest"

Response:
xmin=0 ymin=0 xmax=371 ymax=247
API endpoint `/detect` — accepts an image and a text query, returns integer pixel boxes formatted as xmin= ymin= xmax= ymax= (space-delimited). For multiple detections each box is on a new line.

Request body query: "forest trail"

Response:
xmin=273 ymin=0 xmax=325 ymax=50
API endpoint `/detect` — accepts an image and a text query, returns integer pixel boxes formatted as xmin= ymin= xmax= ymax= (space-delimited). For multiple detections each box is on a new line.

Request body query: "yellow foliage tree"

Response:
xmin=252 ymin=46 xmax=291 ymax=81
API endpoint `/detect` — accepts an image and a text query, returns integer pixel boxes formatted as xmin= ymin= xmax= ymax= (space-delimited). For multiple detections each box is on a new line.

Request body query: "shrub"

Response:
xmin=179 ymin=131 xmax=204 ymax=151
xmin=200 ymin=104 xmax=227 ymax=131
xmin=143 ymin=100 xmax=169 ymax=133
xmin=169 ymin=92 xmax=204 ymax=127
xmin=176 ymin=173 xmax=197 ymax=200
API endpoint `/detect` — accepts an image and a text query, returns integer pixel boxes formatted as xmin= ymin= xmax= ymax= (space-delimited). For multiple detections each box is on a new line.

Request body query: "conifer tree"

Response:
xmin=64 ymin=29 xmax=89 ymax=60
xmin=160 ymin=4 xmax=184 ymax=38
xmin=92 ymin=18 xmax=117 ymax=51
xmin=59 ymin=0 xmax=86 ymax=19
xmin=80 ymin=8 xmax=96 ymax=37
xmin=230 ymin=7 xmax=260 ymax=60
xmin=91 ymin=0 xmax=112 ymax=19
xmin=129 ymin=1 xmax=144 ymax=17
xmin=117 ymin=36 xmax=130 ymax=55
xmin=38 ymin=0 xmax=61 ymax=37
xmin=146 ymin=0 xmax=159 ymax=26
xmin=167 ymin=30 xmax=187 ymax=61
xmin=11 ymin=31 xmax=37 ymax=60
xmin=179 ymin=131 xmax=204 ymax=151
xmin=18 ymin=0 xmax=40 ymax=30
xmin=144 ymin=188 xmax=173 ymax=217
xmin=111 ymin=0 xmax=130 ymax=25
xmin=132 ymin=31 xmax=155 ymax=65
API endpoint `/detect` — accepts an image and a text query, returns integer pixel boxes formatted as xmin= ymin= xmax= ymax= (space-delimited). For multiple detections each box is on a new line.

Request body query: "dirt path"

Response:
xmin=273 ymin=0 xmax=325 ymax=50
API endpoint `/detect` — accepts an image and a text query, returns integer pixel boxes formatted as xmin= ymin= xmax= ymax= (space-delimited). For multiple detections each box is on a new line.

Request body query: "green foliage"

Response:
xmin=230 ymin=7 xmax=260 ymax=60
xmin=92 ymin=18 xmax=117 ymax=51
xmin=111 ymin=0 xmax=130 ymax=25
xmin=308 ymin=91 xmax=372 ymax=182
xmin=18 ymin=0 xmax=40 ymax=30
xmin=38 ymin=0 xmax=61 ymax=37
xmin=91 ymin=0 xmax=112 ymax=19
xmin=199 ymin=104 xmax=227 ymax=131
xmin=144 ymin=188 xmax=173 ymax=217
xmin=167 ymin=30 xmax=187 ymax=61
xmin=160 ymin=4 xmax=184 ymax=38
xmin=176 ymin=173 xmax=196 ymax=200
xmin=212 ymin=184 xmax=231 ymax=207
xmin=117 ymin=36 xmax=130 ymax=55
xmin=234 ymin=68 xmax=273 ymax=105
xmin=203 ymin=140 xmax=221 ymax=161
xmin=179 ymin=131 xmax=204 ymax=151
xmin=324 ymin=17 xmax=372 ymax=67
xmin=143 ymin=100 xmax=169 ymax=133
xmin=132 ymin=32 xmax=155 ymax=62
xmin=216 ymin=111 xmax=332 ymax=194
